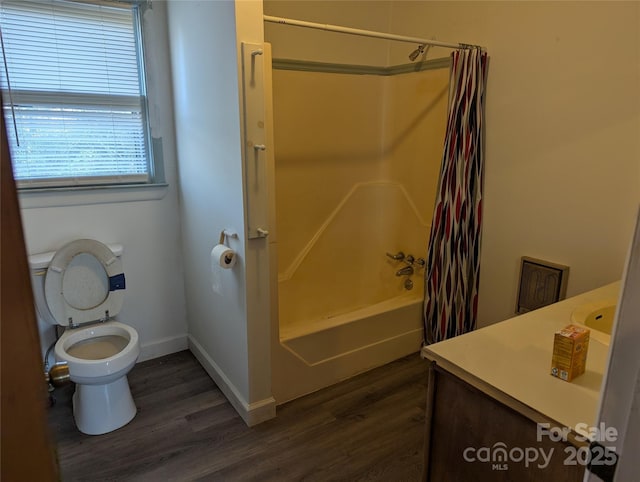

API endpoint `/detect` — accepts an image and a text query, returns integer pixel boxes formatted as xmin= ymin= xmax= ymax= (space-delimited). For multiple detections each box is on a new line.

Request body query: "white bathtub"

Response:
xmin=281 ymin=291 xmax=423 ymax=365
xmin=272 ymin=182 xmax=427 ymax=402
xmin=273 ymin=290 xmax=424 ymax=403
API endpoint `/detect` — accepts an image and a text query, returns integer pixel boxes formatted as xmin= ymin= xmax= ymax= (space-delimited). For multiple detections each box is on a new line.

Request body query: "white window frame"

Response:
xmin=0 ymin=0 xmax=166 ymax=198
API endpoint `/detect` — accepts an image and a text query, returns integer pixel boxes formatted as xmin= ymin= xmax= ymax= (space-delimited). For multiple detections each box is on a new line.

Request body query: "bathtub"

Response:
xmin=273 ymin=289 xmax=424 ymax=403
xmin=272 ymin=181 xmax=428 ymax=403
xmin=281 ymin=291 xmax=423 ymax=366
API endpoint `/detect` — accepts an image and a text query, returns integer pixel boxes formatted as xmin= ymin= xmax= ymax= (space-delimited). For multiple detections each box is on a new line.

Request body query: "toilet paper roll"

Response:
xmin=211 ymin=244 xmax=237 ymax=269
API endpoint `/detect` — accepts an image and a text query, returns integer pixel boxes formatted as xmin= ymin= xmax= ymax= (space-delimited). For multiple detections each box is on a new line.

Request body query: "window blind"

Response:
xmin=0 ymin=0 xmax=150 ymax=187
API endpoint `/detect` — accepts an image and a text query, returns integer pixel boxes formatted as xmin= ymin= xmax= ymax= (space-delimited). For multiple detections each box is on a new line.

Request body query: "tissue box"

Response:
xmin=550 ymin=324 xmax=590 ymax=382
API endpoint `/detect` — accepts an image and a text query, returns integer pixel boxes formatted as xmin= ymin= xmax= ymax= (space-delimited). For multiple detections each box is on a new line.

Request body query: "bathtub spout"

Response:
xmin=396 ymin=266 xmax=414 ymax=276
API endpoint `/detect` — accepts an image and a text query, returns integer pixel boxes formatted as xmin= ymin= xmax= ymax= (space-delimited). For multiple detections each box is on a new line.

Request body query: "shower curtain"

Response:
xmin=423 ymin=48 xmax=488 ymax=345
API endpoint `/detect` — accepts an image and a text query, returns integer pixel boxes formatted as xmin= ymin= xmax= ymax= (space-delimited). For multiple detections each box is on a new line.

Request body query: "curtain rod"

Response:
xmin=264 ymin=15 xmax=482 ymax=50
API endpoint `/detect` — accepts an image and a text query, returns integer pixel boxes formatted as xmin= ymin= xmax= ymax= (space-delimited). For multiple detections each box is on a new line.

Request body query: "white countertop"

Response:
xmin=422 ymin=281 xmax=620 ymax=439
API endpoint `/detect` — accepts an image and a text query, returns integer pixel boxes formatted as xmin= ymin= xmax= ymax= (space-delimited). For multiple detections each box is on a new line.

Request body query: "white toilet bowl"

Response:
xmin=56 ymin=321 xmax=139 ymax=384
xmin=29 ymin=239 xmax=140 ymax=435
xmin=56 ymin=321 xmax=140 ymax=435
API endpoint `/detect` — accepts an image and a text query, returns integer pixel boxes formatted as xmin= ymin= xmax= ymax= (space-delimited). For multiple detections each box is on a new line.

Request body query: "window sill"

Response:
xmin=18 ymin=183 xmax=169 ymax=209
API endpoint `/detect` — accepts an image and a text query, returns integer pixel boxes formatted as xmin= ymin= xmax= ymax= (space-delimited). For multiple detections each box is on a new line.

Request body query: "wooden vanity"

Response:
xmin=420 ymin=282 xmax=619 ymax=481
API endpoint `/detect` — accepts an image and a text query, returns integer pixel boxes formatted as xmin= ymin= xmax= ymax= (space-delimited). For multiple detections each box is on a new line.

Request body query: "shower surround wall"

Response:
xmin=271 ymin=63 xmax=449 ymax=402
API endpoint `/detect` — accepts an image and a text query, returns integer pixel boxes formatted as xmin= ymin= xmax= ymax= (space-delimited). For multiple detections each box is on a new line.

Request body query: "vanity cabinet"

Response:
xmin=422 ymin=362 xmax=586 ymax=482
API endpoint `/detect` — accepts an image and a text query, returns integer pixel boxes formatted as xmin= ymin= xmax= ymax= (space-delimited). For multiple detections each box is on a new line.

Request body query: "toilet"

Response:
xmin=29 ymin=239 xmax=140 ymax=435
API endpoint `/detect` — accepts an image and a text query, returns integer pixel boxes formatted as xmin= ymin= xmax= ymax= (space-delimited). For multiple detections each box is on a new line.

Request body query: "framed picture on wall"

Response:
xmin=516 ymin=256 xmax=570 ymax=314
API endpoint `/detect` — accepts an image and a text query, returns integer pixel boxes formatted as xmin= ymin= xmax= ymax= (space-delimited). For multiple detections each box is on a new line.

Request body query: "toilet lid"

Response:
xmin=44 ymin=239 xmax=125 ymax=326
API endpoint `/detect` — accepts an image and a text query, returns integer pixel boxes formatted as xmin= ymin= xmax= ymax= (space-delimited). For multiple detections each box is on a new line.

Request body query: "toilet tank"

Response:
xmin=29 ymin=243 xmax=124 ymax=326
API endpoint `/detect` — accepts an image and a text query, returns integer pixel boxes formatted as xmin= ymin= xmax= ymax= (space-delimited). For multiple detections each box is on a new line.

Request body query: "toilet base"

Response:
xmin=72 ymin=376 xmax=137 ymax=435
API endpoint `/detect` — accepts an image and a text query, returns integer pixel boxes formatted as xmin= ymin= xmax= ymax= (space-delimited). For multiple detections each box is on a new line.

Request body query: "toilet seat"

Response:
xmin=44 ymin=239 xmax=125 ymax=326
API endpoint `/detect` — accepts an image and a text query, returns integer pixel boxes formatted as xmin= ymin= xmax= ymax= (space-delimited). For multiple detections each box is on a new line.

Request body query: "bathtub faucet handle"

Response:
xmin=386 ymin=251 xmax=405 ymax=261
xmin=396 ymin=265 xmax=414 ymax=277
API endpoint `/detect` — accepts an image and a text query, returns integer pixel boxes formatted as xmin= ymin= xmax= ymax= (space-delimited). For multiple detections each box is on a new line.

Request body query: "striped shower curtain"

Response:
xmin=423 ymin=48 xmax=488 ymax=345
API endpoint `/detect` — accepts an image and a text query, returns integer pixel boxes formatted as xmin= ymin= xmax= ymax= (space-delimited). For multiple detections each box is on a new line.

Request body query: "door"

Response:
xmin=585 ymin=207 xmax=640 ymax=482
xmin=1 ymin=98 xmax=58 ymax=479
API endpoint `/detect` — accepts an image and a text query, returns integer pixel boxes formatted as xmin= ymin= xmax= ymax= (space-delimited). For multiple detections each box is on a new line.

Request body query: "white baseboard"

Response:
xmin=188 ymin=335 xmax=276 ymax=427
xmin=139 ymin=334 xmax=188 ymax=362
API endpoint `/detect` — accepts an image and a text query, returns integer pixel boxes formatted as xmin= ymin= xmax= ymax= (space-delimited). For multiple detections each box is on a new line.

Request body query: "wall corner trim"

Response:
xmin=188 ymin=335 xmax=276 ymax=427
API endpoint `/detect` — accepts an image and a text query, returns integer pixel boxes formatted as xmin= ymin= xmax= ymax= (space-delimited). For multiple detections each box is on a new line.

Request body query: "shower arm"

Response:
xmin=263 ymin=15 xmax=483 ymax=51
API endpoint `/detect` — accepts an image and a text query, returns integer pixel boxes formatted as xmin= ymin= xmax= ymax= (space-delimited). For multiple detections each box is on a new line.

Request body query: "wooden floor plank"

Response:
xmin=49 ymin=350 xmax=428 ymax=481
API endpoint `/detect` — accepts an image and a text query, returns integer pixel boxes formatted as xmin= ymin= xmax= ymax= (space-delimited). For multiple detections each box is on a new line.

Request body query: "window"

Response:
xmin=0 ymin=0 xmax=154 ymax=188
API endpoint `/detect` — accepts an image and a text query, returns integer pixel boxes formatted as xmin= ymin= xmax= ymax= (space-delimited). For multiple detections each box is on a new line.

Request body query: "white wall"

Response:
xmin=20 ymin=2 xmax=188 ymax=362
xmin=387 ymin=1 xmax=640 ymax=326
xmin=166 ymin=0 xmax=274 ymax=425
xmin=264 ymin=0 xmax=393 ymax=65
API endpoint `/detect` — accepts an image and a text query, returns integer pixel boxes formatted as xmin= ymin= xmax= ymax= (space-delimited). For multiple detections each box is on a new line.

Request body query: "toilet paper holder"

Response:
xmin=219 ymin=229 xmax=238 ymax=246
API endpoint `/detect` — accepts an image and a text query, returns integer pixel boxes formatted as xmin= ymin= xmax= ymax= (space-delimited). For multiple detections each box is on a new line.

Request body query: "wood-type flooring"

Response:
xmin=49 ymin=350 xmax=428 ymax=481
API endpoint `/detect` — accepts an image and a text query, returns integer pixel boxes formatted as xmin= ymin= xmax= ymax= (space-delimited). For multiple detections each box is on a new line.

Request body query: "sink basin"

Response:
xmin=571 ymin=300 xmax=617 ymax=345
xmin=580 ymin=305 xmax=616 ymax=334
